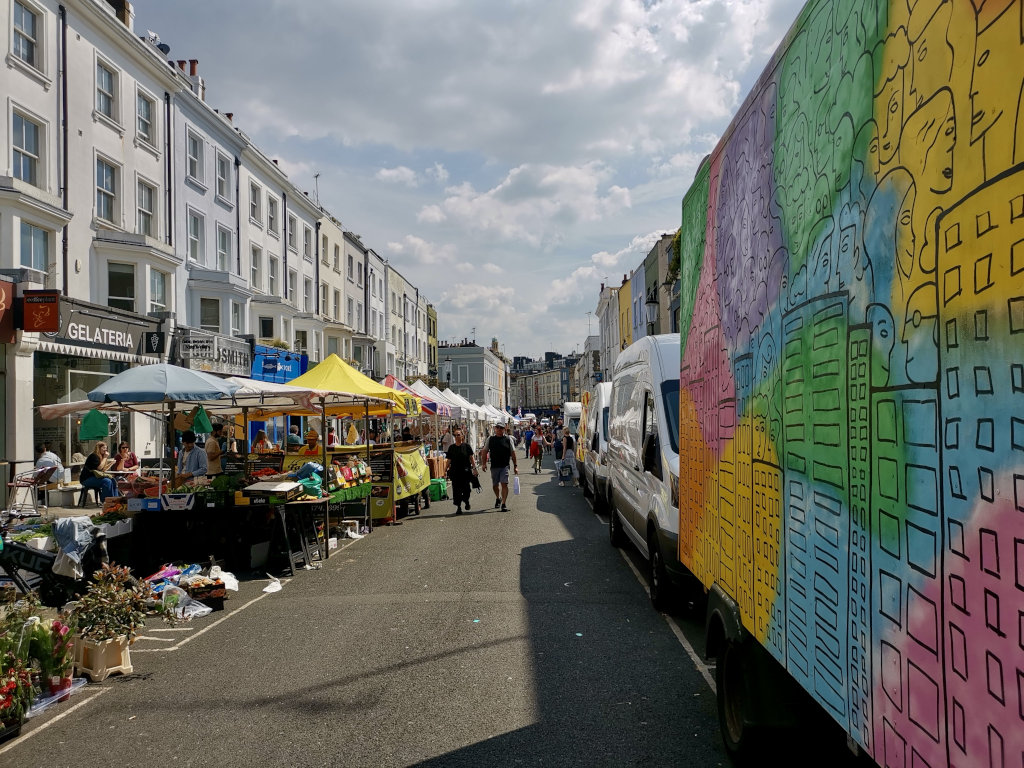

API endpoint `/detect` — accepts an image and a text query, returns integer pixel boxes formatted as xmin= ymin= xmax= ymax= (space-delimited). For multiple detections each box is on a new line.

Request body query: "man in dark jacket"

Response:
xmin=445 ymin=429 xmax=476 ymax=515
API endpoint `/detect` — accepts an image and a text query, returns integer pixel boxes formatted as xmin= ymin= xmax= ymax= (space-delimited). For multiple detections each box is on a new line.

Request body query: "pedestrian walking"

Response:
xmin=529 ymin=434 xmax=544 ymax=473
xmin=523 ymin=424 xmax=534 ymax=458
xmin=481 ymin=422 xmax=518 ymax=511
xmin=559 ymin=429 xmax=579 ymax=487
xmin=445 ymin=429 xmax=476 ymax=515
xmin=543 ymin=428 xmax=554 ymax=456
xmin=551 ymin=430 xmax=564 ymax=482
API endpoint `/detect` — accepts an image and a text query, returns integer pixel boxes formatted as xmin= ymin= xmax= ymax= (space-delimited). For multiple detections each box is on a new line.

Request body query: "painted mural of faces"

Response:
xmin=875 ymin=29 xmax=911 ymax=166
xmin=908 ymin=0 xmax=954 ymax=106
xmin=867 ymin=303 xmax=896 ymax=387
xmin=902 ymin=281 xmax=939 ymax=384
xmin=902 ymin=87 xmax=956 ymax=194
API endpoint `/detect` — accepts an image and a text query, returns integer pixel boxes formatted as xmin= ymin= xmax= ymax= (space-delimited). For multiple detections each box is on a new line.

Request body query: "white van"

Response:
xmin=562 ymin=401 xmax=582 ymax=437
xmin=581 ymin=382 xmax=612 ymax=512
xmin=606 ymin=334 xmax=681 ymax=610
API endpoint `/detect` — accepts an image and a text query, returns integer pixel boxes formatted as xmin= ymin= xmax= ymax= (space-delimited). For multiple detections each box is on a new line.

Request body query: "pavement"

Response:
xmin=1 ymin=451 xmax=852 ymax=767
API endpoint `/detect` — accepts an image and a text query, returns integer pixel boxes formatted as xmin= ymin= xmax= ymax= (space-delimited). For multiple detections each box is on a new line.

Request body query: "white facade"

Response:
xmin=318 ymin=215 xmax=351 ymax=361
xmin=363 ymin=246 xmax=386 ymax=378
xmin=595 ymin=284 xmax=619 ymax=381
xmin=173 ymin=77 xmax=248 ymax=337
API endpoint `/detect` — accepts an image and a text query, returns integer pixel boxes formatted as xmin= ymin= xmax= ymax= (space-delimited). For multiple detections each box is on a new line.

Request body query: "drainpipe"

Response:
xmin=164 ymin=92 xmax=172 ymax=247
xmin=59 ymin=5 xmax=69 ymax=294
xmin=314 ymin=220 xmax=321 ymax=314
xmin=234 ymin=156 xmax=241 ymax=274
xmin=281 ymin=192 xmax=288 ymax=298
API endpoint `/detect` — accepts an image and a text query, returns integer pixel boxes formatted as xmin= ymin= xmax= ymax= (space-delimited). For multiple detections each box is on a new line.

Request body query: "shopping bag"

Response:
xmin=513 ymin=475 xmax=521 ymax=495
xmin=559 ymin=462 xmax=572 ymax=479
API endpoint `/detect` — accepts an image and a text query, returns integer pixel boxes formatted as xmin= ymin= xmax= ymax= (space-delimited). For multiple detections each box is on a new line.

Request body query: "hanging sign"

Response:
xmin=22 ymin=291 xmax=61 ymax=332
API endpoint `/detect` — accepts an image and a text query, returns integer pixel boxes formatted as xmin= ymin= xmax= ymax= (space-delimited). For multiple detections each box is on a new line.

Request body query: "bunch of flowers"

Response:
xmin=69 ymin=563 xmax=170 ymax=642
xmin=0 ymin=653 xmax=32 ymax=727
xmin=49 ymin=619 xmax=74 ymax=681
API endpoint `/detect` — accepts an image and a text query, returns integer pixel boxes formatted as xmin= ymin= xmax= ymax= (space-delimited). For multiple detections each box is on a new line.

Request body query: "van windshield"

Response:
xmin=661 ymin=379 xmax=680 ymax=454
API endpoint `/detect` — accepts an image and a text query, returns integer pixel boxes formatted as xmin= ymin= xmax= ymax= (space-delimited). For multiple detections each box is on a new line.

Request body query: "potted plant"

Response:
xmin=47 ymin=618 xmax=75 ymax=701
xmin=68 ymin=564 xmax=169 ymax=682
xmin=0 ymin=594 xmax=39 ymax=740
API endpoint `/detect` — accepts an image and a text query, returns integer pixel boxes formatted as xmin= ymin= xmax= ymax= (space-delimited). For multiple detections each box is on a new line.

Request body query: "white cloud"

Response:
xmin=416 ymin=205 xmax=446 ymax=224
xmin=386 ymin=235 xmax=456 ymax=265
xmin=376 ymin=166 xmax=419 ymax=186
xmin=426 ymin=162 xmax=449 ymax=184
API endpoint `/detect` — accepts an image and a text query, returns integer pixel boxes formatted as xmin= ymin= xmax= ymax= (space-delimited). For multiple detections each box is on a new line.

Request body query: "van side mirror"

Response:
xmin=642 ymin=432 xmax=661 ymax=479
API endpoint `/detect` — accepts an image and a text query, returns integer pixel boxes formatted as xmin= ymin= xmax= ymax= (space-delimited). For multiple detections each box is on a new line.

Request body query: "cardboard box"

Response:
xmin=160 ymin=493 xmax=196 ymax=511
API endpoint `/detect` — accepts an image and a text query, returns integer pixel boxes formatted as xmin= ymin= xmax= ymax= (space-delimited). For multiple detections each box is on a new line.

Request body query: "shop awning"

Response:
xmin=382 ymin=375 xmax=451 ymax=417
xmin=37 ymin=339 xmax=158 ymax=365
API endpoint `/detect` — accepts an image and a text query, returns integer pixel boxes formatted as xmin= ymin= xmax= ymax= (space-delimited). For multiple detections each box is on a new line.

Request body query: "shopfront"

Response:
xmin=172 ymin=328 xmax=253 ymax=378
xmin=31 ymin=298 xmax=165 ymax=464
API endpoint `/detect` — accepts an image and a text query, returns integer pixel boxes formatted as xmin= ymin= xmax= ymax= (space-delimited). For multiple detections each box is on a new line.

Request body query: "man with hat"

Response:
xmin=481 ymin=422 xmax=518 ymax=512
xmin=300 ymin=429 xmax=322 ymax=456
xmin=176 ymin=430 xmax=209 ymax=483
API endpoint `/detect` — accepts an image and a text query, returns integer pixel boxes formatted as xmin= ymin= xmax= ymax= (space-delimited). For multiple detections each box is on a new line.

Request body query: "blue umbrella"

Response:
xmin=88 ymin=363 xmax=240 ymax=403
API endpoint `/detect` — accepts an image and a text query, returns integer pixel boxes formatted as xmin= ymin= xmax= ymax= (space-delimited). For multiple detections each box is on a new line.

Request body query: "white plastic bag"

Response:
xmin=208 ymin=565 xmax=239 ymax=591
xmin=513 ymin=475 xmax=521 ymax=495
xmin=161 ymin=586 xmax=213 ymax=619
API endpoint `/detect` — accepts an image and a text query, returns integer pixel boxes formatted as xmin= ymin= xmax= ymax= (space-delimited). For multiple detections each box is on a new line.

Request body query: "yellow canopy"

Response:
xmin=290 ymin=354 xmax=421 ymax=416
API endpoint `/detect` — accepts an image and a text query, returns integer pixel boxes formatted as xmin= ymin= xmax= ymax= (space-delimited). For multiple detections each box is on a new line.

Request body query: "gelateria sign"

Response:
xmin=41 ymin=297 xmax=163 ymax=357
xmin=175 ymin=330 xmax=252 ymax=376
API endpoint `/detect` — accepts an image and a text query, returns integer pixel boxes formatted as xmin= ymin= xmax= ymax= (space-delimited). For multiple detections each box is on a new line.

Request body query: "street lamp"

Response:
xmin=645 ymin=291 xmax=659 ymax=336
xmin=442 ymin=355 xmax=452 ymax=390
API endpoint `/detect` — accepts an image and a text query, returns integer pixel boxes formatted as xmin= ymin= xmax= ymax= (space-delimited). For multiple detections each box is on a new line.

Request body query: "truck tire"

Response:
xmin=647 ymin=527 xmax=670 ymax=612
xmin=716 ymin=639 xmax=761 ymax=763
xmin=608 ymin=506 xmax=624 ymax=547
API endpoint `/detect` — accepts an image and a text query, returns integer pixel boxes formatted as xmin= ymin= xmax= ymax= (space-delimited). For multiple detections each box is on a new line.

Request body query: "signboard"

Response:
xmin=22 ymin=291 xmax=61 ymax=332
xmin=251 ymin=344 xmax=306 ymax=383
xmin=176 ymin=330 xmax=251 ymax=376
xmin=0 ymin=281 xmax=14 ymax=344
xmin=40 ymin=297 xmax=162 ymax=356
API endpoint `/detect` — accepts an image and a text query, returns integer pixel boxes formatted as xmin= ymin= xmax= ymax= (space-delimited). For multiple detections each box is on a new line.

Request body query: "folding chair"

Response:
xmin=6 ymin=465 xmax=57 ymax=517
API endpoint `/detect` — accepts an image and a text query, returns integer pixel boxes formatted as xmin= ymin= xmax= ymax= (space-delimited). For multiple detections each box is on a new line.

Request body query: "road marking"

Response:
xmin=0 ymin=687 xmax=112 ymax=756
xmin=133 ymin=580 xmax=291 ymax=653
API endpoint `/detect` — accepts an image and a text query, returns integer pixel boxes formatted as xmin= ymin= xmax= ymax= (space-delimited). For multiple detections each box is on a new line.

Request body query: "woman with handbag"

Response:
xmin=445 ymin=429 xmax=477 ymax=515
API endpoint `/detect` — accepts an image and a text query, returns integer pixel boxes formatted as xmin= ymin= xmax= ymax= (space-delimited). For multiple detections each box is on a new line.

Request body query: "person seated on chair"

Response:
xmin=176 ymin=430 xmax=208 ymax=484
xmin=35 ymin=443 xmax=64 ymax=473
xmin=81 ymin=443 xmax=119 ymax=502
xmin=111 ymin=441 xmax=139 ymax=474
xmin=286 ymin=424 xmax=303 ymax=447
xmin=252 ymin=430 xmax=276 ymax=453
xmin=300 ymin=429 xmax=321 ymax=456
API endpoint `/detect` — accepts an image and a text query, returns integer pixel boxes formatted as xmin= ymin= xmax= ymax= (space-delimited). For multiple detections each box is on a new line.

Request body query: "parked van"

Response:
xmin=581 ymin=382 xmax=612 ymax=512
xmin=562 ymin=401 xmax=582 ymax=437
xmin=606 ymin=334 xmax=681 ymax=609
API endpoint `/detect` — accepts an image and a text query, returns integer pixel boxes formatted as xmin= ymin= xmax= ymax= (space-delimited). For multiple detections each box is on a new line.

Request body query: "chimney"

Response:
xmin=224 ymin=113 xmax=233 ymax=123
xmin=176 ymin=60 xmax=186 ymax=71
xmin=189 ymin=59 xmax=198 ymax=76
xmin=106 ymin=0 xmax=134 ymax=30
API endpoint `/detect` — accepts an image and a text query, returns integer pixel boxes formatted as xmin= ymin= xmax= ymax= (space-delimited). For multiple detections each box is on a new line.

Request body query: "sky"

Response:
xmin=132 ymin=0 xmax=807 ymax=361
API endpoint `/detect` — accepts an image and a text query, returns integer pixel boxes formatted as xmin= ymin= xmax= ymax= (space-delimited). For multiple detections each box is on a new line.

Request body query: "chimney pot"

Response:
xmin=189 ymin=59 xmax=198 ymax=76
xmin=225 ymin=112 xmax=233 ymax=122
xmin=176 ymin=59 xmax=186 ymax=71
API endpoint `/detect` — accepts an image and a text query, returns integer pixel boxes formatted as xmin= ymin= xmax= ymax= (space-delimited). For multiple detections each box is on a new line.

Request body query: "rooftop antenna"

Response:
xmin=471 ymin=326 xmax=476 ymax=343
xmin=313 ymin=173 xmax=320 ymax=206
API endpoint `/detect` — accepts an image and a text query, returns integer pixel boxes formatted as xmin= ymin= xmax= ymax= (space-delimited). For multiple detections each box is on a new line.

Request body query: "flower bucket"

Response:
xmin=47 ymin=675 xmax=73 ymax=703
xmin=75 ymin=635 xmax=133 ymax=682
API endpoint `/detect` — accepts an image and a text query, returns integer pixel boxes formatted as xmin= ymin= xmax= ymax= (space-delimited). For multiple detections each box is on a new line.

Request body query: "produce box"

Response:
xmin=160 ymin=493 xmax=196 ymax=511
xmin=243 ymin=481 xmax=302 ymax=501
xmin=428 ymin=478 xmax=447 ymax=501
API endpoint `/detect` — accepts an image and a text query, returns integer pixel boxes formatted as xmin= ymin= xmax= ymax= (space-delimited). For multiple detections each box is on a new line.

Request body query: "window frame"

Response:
xmin=287 ymin=269 xmax=297 ymax=305
xmin=216 ymin=224 xmax=232 ymax=272
xmin=230 ymin=301 xmax=243 ymax=336
xmin=107 ymin=261 xmax=136 ymax=312
xmin=185 ymin=129 xmax=204 ymax=184
xmin=95 ymin=155 xmax=119 ymax=225
xmin=258 ymin=316 xmax=274 ymax=338
xmin=267 ymin=197 xmax=279 ymax=235
xmin=186 ymin=208 xmax=205 ymax=264
xmin=136 ymin=176 xmax=157 ymax=237
xmin=135 ymin=87 xmax=156 ymax=146
xmin=19 ymin=219 xmax=48 ymax=272
xmin=199 ymin=297 xmax=221 ymax=333
xmin=215 ymin=152 xmax=232 ymax=202
xmin=249 ymin=181 xmax=262 ymax=225
xmin=94 ymin=57 xmax=119 ymax=126
xmin=12 ymin=109 xmax=42 ymax=188
xmin=149 ymin=268 xmax=167 ymax=314
xmin=12 ymin=0 xmax=41 ymax=70
xmin=287 ymin=215 xmax=297 ymax=251
xmin=268 ymin=255 xmax=278 ymax=296
xmin=333 ymin=244 xmax=341 ymax=272
xmin=302 ymin=226 xmax=312 ymax=260
xmin=303 ymin=277 xmax=313 ymax=313
xmin=250 ymin=244 xmax=263 ymax=290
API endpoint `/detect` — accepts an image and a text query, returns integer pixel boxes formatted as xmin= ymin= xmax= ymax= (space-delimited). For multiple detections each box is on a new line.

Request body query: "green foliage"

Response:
xmin=69 ymin=563 xmax=172 ymax=641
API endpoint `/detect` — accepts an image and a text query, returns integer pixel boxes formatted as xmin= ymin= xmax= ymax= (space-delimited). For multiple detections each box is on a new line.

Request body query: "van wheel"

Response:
xmin=647 ymin=529 xmax=670 ymax=611
xmin=716 ymin=640 xmax=761 ymax=764
xmin=608 ymin=507 xmax=624 ymax=547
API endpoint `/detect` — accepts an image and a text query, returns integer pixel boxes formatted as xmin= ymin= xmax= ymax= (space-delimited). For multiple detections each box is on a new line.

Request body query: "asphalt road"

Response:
xmin=4 ymin=458 xmax=731 ymax=768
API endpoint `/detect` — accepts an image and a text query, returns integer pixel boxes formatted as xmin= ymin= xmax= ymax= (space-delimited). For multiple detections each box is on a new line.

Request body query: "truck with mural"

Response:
xmin=672 ymin=0 xmax=1024 ymax=764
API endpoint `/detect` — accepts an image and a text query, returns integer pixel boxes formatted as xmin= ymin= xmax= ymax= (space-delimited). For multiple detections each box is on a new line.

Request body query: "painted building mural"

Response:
xmin=676 ymin=1 xmax=1024 ymax=766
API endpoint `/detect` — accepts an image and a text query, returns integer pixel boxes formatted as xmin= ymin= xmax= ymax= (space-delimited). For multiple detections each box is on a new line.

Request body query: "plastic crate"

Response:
xmin=428 ymin=478 xmax=447 ymax=501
